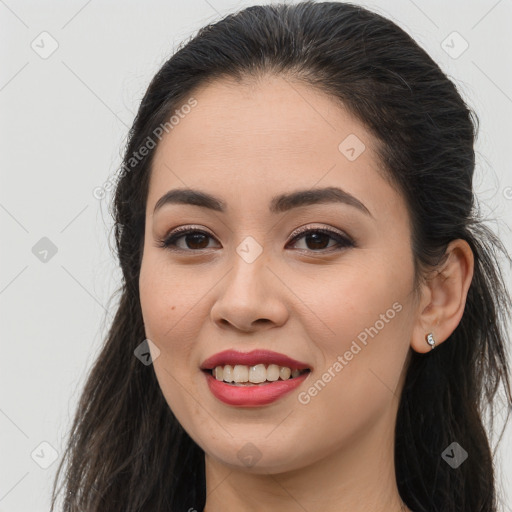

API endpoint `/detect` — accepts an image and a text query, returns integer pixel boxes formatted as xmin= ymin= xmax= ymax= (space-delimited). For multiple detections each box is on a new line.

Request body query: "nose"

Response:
xmin=210 ymin=249 xmax=289 ymax=333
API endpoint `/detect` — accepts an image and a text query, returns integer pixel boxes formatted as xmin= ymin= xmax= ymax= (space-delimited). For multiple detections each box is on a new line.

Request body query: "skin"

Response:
xmin=138 ymin=74 xmax=474 ymax=512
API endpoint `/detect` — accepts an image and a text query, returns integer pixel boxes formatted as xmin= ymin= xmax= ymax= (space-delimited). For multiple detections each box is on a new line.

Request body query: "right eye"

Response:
xmin=156 ymin=227 xmax=219 ymax=252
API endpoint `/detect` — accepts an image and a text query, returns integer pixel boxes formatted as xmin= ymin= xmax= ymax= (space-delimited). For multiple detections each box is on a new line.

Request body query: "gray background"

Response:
xmin=1 ymin=1 xmax=511 ymax=510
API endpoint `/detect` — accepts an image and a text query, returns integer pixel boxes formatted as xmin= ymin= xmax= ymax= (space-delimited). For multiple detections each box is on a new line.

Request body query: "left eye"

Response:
xmin=157 ymin=227 xmax=354 ymax=253
xmin=289 ymin=228 xmax=354 ymax=251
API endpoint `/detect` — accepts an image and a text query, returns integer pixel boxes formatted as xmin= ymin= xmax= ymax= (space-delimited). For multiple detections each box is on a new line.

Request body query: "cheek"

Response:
xmin=139 ymin=250 xmax=224 ymax=391
xmin=139 ymin=249 xmax=199 ymax=335
xmin=139 ymin=255 xmax=207 ymax=424
xmin=309 ymin=251 xmax=413 ymax=401
xmin=291 ymin=277 xmax=411 ymax=462
xmin=139 ymin=254 xmax=197 ymax=369
xmin=318 ymin=254 xmax=409 ymax=343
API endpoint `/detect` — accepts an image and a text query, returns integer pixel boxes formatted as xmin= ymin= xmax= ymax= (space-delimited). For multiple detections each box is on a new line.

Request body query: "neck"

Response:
xmin=203 ymin=404 xmax=408 ymax=512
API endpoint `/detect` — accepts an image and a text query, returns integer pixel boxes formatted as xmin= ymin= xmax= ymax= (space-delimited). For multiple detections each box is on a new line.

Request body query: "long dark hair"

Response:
xmin=50 ymin=2 xmax=512 ymax=510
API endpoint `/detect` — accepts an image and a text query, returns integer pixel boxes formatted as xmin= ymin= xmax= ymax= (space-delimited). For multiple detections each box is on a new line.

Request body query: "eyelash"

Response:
xmin=156 ymin=224 xmax=355 ymax=254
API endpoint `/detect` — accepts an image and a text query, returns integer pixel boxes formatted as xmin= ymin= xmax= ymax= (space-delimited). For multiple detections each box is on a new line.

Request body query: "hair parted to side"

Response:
xmin=50 ymin=2 xmax=512 ymax=511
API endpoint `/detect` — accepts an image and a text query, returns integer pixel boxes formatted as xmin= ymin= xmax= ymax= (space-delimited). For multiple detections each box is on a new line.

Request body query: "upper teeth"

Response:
xmin=213 ymin=364 xmax=305 ymax=383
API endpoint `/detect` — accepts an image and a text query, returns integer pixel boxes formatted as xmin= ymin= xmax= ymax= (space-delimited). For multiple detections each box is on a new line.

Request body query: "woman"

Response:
xmin=50 ymin=2 xmax=512 ymax=511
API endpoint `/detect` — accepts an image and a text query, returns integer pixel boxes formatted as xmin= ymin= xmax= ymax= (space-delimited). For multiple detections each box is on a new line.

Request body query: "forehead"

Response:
xmin=148 ymin=75 xmax=401 ymax=220
xmin=153 ymin=75 xmax=371 ymax=166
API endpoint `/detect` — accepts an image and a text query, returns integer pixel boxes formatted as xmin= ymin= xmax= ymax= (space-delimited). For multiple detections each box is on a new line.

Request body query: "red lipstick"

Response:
xmin=200 ymin=349 xmax=311 ymax=371
xmin=200 ymin=349 xmax=312 ymax=407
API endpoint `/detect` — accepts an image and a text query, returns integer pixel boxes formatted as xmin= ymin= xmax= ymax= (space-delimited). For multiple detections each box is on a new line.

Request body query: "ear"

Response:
xmin=411 ymin=239 xmax=474 ymax=353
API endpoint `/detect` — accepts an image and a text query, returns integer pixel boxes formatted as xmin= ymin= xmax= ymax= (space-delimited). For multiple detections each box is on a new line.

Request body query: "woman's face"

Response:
xmin=139 ymin=75 xmax=419 ymax=473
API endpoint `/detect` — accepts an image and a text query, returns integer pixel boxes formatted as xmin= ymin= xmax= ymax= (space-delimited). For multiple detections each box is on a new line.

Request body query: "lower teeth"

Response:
xmin=221 ymin=373 xmax=308 ymax=386
xmin=228 ymin=381 xmax=272 ymax=386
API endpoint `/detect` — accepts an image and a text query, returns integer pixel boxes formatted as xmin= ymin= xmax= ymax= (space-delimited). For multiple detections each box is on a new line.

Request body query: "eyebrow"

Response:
xmin=153 ymin=186 xmax=373 ymax=217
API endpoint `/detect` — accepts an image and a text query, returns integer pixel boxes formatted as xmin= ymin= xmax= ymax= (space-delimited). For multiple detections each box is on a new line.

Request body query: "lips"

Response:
xmin=200 ymin=349 xmax=312 ymax=371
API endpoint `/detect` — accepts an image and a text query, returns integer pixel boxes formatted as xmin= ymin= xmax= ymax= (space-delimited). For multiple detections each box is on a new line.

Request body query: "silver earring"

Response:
xmin=426 ymin=333 xmax=436 ymax=350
